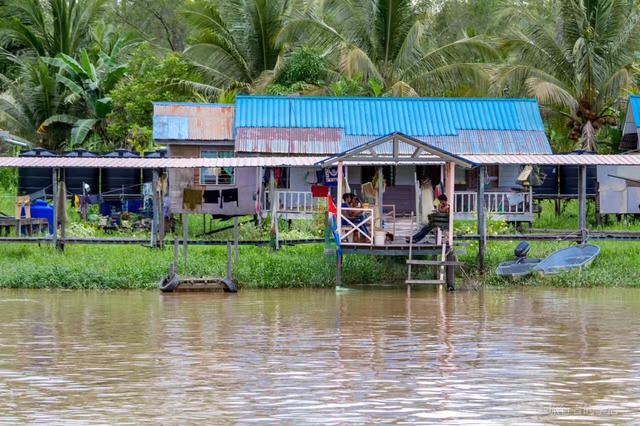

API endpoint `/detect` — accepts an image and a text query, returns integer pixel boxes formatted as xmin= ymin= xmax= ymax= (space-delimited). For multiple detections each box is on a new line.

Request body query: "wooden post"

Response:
xmin=377 ymin=166 xmax=383 ymax=230
xmin=337 ymin=162 xmax=344 ymax=237
xmin=477 ymin=165 xmax=486 ymax=272
xmin=226 ymin=241 xmax=233 ymax=280
xmin=336 ymin=252 xmax=343 ymax=287
xmin=445 ymin=162 xmax=455 ymax=247
xmin=173 ymin=238 xmax=179 ymax=269
xmin=182 ymin=214 xmax=189 ymax=263
xmin=158 ymin=172 xmax=165 ymax=247
xmin=269 ymin=168 xmax=279 ymax=250
xmin=256 ymin=166 xmax=263 ymax=225
xmin=59 ymin=178 xmax=66 ymax=251
xmin=150 ymin=169 xmax=159 ymax=248
xmin=414 ymin=168 xmax=420 ymax=227
xmin=51 ymin=168 xmax=58 ymax=249
xmin=233 ymin=216 xmax=239 ymax=262
xmin=578 ymin=165 xmax=587 ymax=243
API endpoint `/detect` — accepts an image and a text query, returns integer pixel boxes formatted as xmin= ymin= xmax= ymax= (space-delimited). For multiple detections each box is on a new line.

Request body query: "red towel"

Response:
xmin=311 ymin=185 xmax=329 ymax=197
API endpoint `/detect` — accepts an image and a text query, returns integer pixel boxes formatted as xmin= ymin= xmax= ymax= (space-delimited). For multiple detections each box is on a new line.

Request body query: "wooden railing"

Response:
xmin=453 ymin=188 xmax=534 ymax=219
xmin=339 ymin=207 xmax=374 ymax=245
xmin=265 ymin=190 xmax=326 ymax=214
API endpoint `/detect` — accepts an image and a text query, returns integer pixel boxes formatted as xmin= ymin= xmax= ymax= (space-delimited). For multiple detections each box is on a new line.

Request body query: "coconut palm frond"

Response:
xmin=526 ymin=77 xmax=579 ymax=113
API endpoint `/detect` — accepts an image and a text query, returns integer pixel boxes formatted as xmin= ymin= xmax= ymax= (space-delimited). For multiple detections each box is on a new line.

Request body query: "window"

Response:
xmin=201 ymin=151 xmax=235 ymax=185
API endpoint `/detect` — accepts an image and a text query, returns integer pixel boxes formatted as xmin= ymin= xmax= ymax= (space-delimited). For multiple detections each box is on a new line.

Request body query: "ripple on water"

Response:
xmin=0 ymin=287 xmax=639 ymax=423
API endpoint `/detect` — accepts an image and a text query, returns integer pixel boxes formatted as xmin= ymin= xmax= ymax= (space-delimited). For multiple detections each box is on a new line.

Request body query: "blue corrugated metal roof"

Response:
xmin=629 ymin=95 xmax=640 ymax=127
xmin=234 ymin=96 xmax=545 ymax=136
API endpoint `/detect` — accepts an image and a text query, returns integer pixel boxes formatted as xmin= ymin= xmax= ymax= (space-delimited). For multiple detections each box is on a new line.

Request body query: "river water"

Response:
xmin=1 ymin=287 xmax=639 ymax=424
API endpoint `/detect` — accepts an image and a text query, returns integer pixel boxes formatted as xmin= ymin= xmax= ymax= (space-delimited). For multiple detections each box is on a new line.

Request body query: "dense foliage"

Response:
xmin=0 ymin=0 xmax=639 ymax=153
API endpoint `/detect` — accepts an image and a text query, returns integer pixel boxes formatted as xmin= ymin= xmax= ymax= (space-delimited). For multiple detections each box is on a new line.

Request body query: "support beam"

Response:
xmin=233 ymin=216 xmax=239 ymax=262
xmin=150 ymin=169 xmax=159 ymax=248
xmin=51 ymin=168 xmax=58 ymax=249
xmin=337 ymin=162 xmax=344 ymax=237
xmin=269 ymin=168 xmax=279 ymax=250
xmin=414 ymin=168 xmax=420 ymax=226
xmin=477 ymin=166 xmax=487 ymax=272
xmin=226 ymin=241 xmax=233 ymax=281
xmin=182 ymin=214 xmax=189 ymax=263
xmin=158 ymin=172 xmax=165 ymax=247
xmin=445 ymin=162 xmax=455 ymax=247
xmin=578 ymin=165 xmax=587 ymax=243
xmin=377 ymin=166 xmax=384 ymax=231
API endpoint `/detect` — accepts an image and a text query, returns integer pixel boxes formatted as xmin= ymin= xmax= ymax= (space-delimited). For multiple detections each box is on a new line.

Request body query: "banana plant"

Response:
xmin=40 ymin=49 xmax=127 ymax=148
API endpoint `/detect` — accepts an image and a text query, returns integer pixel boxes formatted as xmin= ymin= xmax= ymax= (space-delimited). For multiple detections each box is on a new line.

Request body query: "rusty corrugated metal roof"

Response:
xmin=0 ymin=156 xmax=324 ymax=168
xmin=236 ymin=128 xmax=341 ymax=154
xmin=153 ymin=103 xmax=234 ymax=141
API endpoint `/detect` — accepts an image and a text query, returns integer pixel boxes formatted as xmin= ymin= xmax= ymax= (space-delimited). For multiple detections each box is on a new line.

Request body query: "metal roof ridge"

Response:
xmin=235 ymin=95 xmax=540 ymax=103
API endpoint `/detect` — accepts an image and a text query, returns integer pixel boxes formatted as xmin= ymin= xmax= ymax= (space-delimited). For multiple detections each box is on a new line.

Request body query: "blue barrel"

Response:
xmin=29 ymin=199 xmax=54 ymax=234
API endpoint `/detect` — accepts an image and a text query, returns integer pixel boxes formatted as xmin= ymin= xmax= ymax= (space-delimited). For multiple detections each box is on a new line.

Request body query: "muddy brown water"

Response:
xmin=0 ymin=287 xmax=639 ymax=424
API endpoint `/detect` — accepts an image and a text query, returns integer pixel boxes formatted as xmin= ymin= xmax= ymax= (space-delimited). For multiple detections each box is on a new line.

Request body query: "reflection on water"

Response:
xmin=1 ymin=287 xmax=639 ymax=423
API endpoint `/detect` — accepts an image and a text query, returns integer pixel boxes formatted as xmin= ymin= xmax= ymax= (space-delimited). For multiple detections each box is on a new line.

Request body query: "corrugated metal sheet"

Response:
xmin=463 ymin=154 xmax=640 ymax=165
xmin=153 ymin=103 xmax=234 ymax=141
xmin=234 ymin=96 xmax=545 ymax=135
xmin=0 ymin=156 xmax=323 ymax=168
xmin=236 ymin=128 xmax=341 ymax=154
xmin=236 ymin=128 xmax=551 ymax=155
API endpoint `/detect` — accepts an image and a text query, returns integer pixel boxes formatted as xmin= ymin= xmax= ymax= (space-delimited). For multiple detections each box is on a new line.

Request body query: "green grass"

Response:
xmin=2 ymin=188 xmax=640 ymax=289
xmin=0 ymin=243 xmax=412 ymax=289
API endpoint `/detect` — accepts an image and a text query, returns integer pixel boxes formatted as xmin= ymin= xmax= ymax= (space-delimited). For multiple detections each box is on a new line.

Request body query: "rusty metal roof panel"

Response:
xmin=236 ymin=128 xmax=341 ymax=154
xmin=153 ymin=103 xmax=234 ymax=141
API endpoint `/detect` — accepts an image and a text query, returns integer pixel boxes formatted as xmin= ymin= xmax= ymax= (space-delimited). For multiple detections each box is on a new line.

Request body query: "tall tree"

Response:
xmin=280 ymin=0 xmax=496 ymax=97
xmin=0 ymin=0 xmax=106 ymax=58
xmin=496 ymin=0 xmax=640 ymax=151
xmin=182 ymin=0 xmax=294 ymax=96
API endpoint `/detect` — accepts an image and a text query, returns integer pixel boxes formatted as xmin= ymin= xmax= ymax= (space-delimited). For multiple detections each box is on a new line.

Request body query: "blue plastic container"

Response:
xmin=23 ymin=200 xmax=54 ymax=235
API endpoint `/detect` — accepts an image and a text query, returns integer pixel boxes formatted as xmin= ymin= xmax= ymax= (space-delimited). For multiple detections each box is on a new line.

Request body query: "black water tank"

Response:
xmin=63 ymin=149 xmax=100 ymax=194
xmin=142 ymin=149 xmax=167 ymax=183
xmin=101 ymin=149 xmax=141 ymax=196
xmin=560 ymin=151 xmax=597 ymax=196
xmin=18 ymin=148 xmax=57 ymax=196
xmin=532 ymin=165 xmax=559 ymax=197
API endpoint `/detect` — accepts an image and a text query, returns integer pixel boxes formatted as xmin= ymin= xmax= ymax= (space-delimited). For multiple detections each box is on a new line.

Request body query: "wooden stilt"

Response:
xmin=182 ymin=214 xmax=189 ymax=263
xmin=151 ymin=169 xmax=159 ymax=248
xmin=336 ymin=252 xmax=343 ymax=287
xmin=158 ymin=172 xmax=165 ymax=247
xmin=233 ymin=216 xmax=239 ymax=262
xmin=226 ymin=241 xmax=233 ymax=281
xmin=377 ymin=166 xmax=383 ymax=231
xmin=477 ymin=165 xmax=486 ymax=272
xmin=269 ymin=168 xmax=279 ymax=250
xmin=337 ymin=162 xmax=344 ymax=237
xmin=51 ymin=168 xmax=58 ymax=249
xmin=578 ymin=165 xmax=587 ymax=243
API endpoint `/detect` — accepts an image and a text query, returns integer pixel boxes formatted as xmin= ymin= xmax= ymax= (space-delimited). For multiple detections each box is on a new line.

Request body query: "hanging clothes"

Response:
xmin=203 ymin=190 xmax=220 ymax=204
xmin=222 ymin=188 xmax=239 ymax=206
xmin=311 ymin=185 xmax=329 ymax=197
xmin=305 ymin=169 xmax=318 ymax=184
xmin=324 ymin=167 xmax=339 ymax=187
xmin=420 ymin=179 xmax=435 ymax=225
xmin=183 ymin=188 xmax=203 ymax=210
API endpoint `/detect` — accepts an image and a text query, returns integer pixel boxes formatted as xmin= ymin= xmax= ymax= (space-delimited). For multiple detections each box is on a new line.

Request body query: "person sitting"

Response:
xmin=407 ymin=194 xmax=450 ymax=244
xmin=341 ymin=193 xmax=369 ymax=238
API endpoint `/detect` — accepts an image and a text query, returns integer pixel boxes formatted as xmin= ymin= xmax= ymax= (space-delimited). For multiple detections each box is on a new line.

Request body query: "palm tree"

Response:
xmin=0 ymin=59 xmax=67 ymax=149
xmin=496 ymin=0 xmax=640 ymax=151
xmin=182 ymin=0 xmax=295 ymax=96
xmin=280 ymin=0 xmax=496 ymax=97
xmin=0 ymin=0 xmax=107 ymax=58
